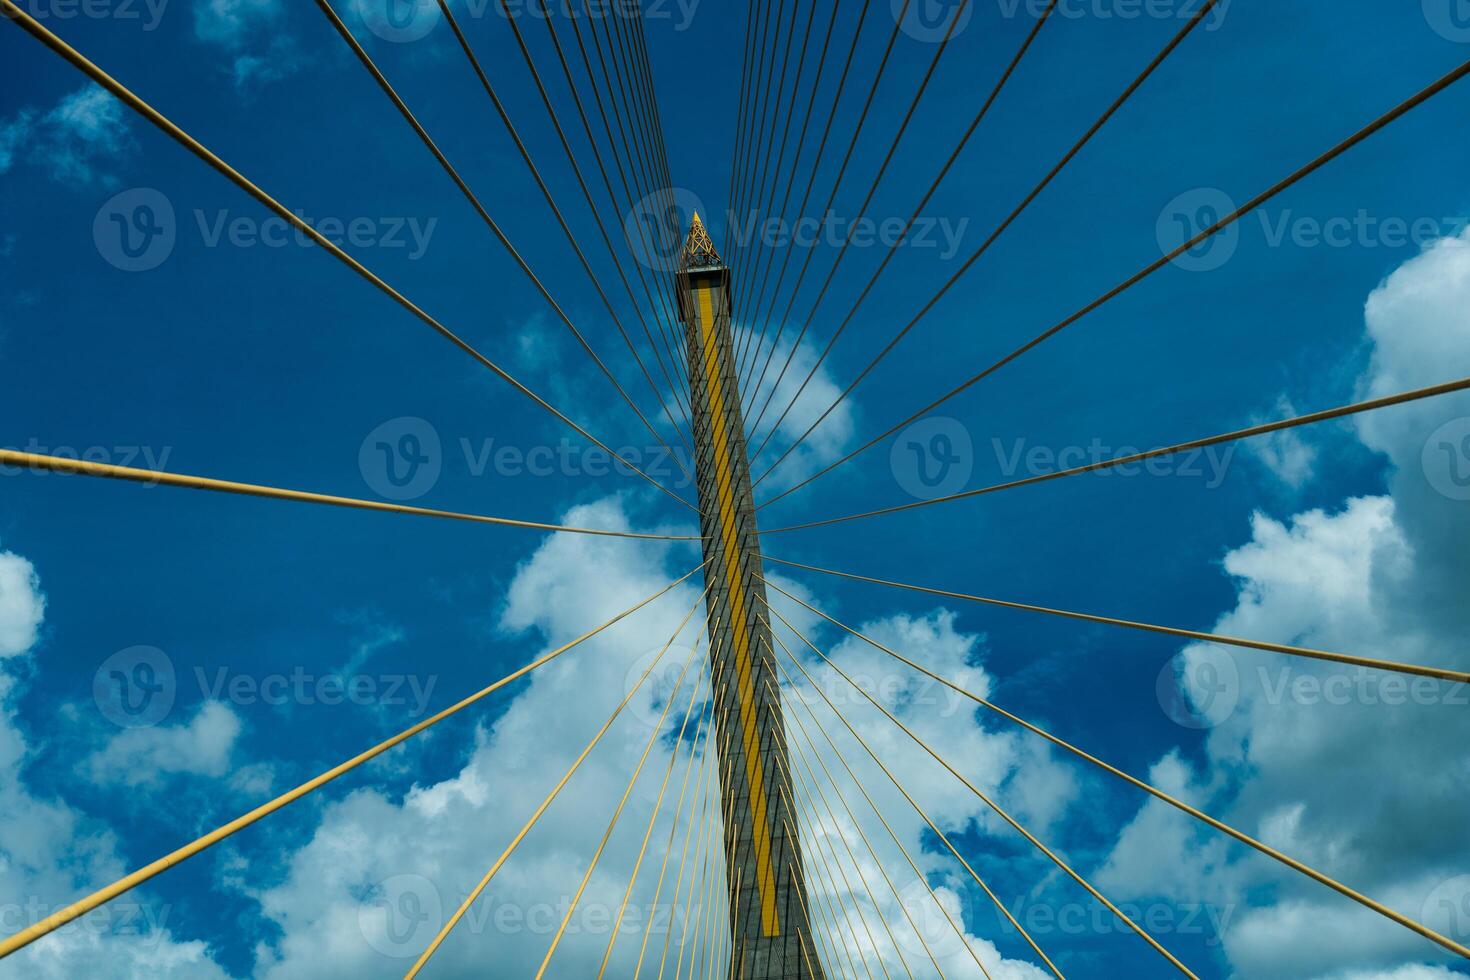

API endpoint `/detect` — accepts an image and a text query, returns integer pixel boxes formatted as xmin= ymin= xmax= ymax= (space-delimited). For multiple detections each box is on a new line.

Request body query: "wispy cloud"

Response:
xmin=0 ymin=84 xmax=133 ymax=187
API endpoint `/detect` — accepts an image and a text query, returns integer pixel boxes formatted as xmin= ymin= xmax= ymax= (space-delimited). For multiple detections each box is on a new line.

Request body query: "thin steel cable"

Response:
xmin=0 ymin=449 xmax=697 ymax=540
xmin=605 ymin=4 xmax=682 ymax=296
xmin=318 ymin=0 xmax=696 ymax=489
xmin=0 ymin=567 xmax=699 ymax=960
xmin=757 ymin=54 xmax=1470 ymax=510
xmin=764 ymin=678 xmax=917 ymax=980
xmin=775 ymin=797 xmax=868 ymax=980
xmin=771 ymin=755 xmax=886 ymax=980
xmin=767 ymin=632 xmax=1021 ymax=980
xmin=436 ymin=0 xmax=696 ymax=449
xmin=745 ymin=0 xmax=1060 ymax=468
xmin=775 ymin=582 xmax=1470 ymax=963
xmin=532 ymin=0 xmax=696 ymax=419
xmin=734 ymin=0 xmax=912 ymax=419
xmin=734 ymin=0 xmax=912 ymax=388
xmin=781 ymin=745 xmax=910 ymax=980
xmin=767 ymin=601 xmax=1200 ymax=977
xmin=780 ymin=791 xmax=860 ymax=980
xmin=405 ymin=587 xmax=710 ymax=976
xmin=598 ymin=642 xmax=723 ymax=979
xmin=535 ymin=623 xmax=713 ymax=976
xmin=605 ymin=7 xmax=700 ymax=415
xmin=597 ymin=3 xmax=682 ymax=306
xmin=725 ymin=0 xmax=782 ymax=263
xmin=766 ymin=374 xmax=1470 ymax=533
xmin=787 ymin=859 xmax=849 ymax=980
xmin=676 ymin=785 xmax=718 ymax=980
xmin=621 ymin=5 xmax=686 ymax=311
xmin=0 ymin=2 xmax=696 ymax=513
xmin=567 ymin=0 xmax=690 ymax=386
xmin=660 ymin=717 xmax=723 ymax=980
xmin=729 ymin=0 xmax=842 ymax=392
xmin=765 ymin=670 xmax=952 ymax=979
xmin=571 ymin=0 xmax=684 ymax=356
xmin=723 ymin=0 xmax=762 ymax=315
xmin=728 ymin=0 xmax=813 ymax=331
xmin=750 ymin=0 xmax=1211 ymax=491
xmin=739 ymin=0 xmax=967 ymax=421
xmin=765 ymin=557 xmax=1470 ymax=686
xmin=731 ymin=0 xmax=873 ymax=388
xmin=665 ymin=690 xmax=732 ymax=980
xmin=632 ymin=675 xmax=719 ymax=979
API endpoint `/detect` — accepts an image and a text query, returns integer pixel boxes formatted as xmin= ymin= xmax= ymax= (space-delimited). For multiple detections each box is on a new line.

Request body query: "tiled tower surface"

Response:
xmin=676 ymin=215 xmax=826 ymax=979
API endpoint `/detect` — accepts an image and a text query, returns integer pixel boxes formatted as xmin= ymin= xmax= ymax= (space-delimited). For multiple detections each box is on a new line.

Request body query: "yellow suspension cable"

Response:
xmin=662 ymin=644 xmax=737 ymax=980
xmin=0 ymin=566 xmax=699 ymax=961
xmin=771 ymin=579 xmax=1470 ymax=963
xmin=771 ymin=758 xmax=883 ymax=980
xmin=313 ymin=0 xmax=698 ymax=486
xmin=762 ymin=676 xmax=920 ymax=980
xmin=600 ymin=644 xmax=725 ymax=979
xmin=0 ymin=449 xmax=698 ymax=542
xmin=633 ymin=677 xmax=719 ymax=980
xmin=765 ymin=669 xmax=950 ymax=980
xmin=764 ymin=376 xmax=1470 ymax=531
xmin=404 ymin=588 xmax=709 ymax=977
xmin=677 ymin=777 xmax=718 ymax=980
xmin=774 ymin=800 xmax=861 ymax=980
xmin=428 ymin=0 xmax=700 ymax=456
xmin=765 ymin=558 xmax=1470 ymax=686
xmin=788 ymin=860 xmax=844 ymax=980
xmin=535 ymin=624 xmax=715 ymax=977
xmin=662 ymin=722 xmax=722 ymax=980
xmin=763 ymin=600 xmax=1196 ymax=978
xmin=0 ymin=0 xmax=695 ymax=514
xmin=764 ymin=628 xmax=1060 ymax=979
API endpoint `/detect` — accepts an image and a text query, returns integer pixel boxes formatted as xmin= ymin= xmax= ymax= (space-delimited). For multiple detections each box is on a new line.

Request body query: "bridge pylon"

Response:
xmin=676 ymin=213 xmax=827 ymax=979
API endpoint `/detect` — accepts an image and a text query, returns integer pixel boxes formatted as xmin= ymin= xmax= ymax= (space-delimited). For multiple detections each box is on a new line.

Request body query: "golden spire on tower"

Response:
xmin=679 ymin=211 xmax=723 ymax=271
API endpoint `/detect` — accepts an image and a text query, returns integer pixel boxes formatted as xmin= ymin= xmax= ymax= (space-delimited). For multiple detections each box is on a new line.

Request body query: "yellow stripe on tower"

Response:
xmin=694 ymin=282 xmax=781 ymax=937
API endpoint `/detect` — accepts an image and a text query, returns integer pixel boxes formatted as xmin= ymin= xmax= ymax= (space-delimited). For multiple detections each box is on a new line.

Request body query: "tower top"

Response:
xmin=679 ymin=211 xmax=723 ymax=271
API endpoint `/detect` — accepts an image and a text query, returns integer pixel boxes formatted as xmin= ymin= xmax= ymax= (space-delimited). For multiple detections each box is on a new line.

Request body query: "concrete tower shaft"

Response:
xmin=677 ymin=214 xmax=826 ymax=979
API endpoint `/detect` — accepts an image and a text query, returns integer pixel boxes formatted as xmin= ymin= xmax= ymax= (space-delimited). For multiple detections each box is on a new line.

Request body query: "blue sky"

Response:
xmin=2 ymin=1 xmax=1470 ymax=977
